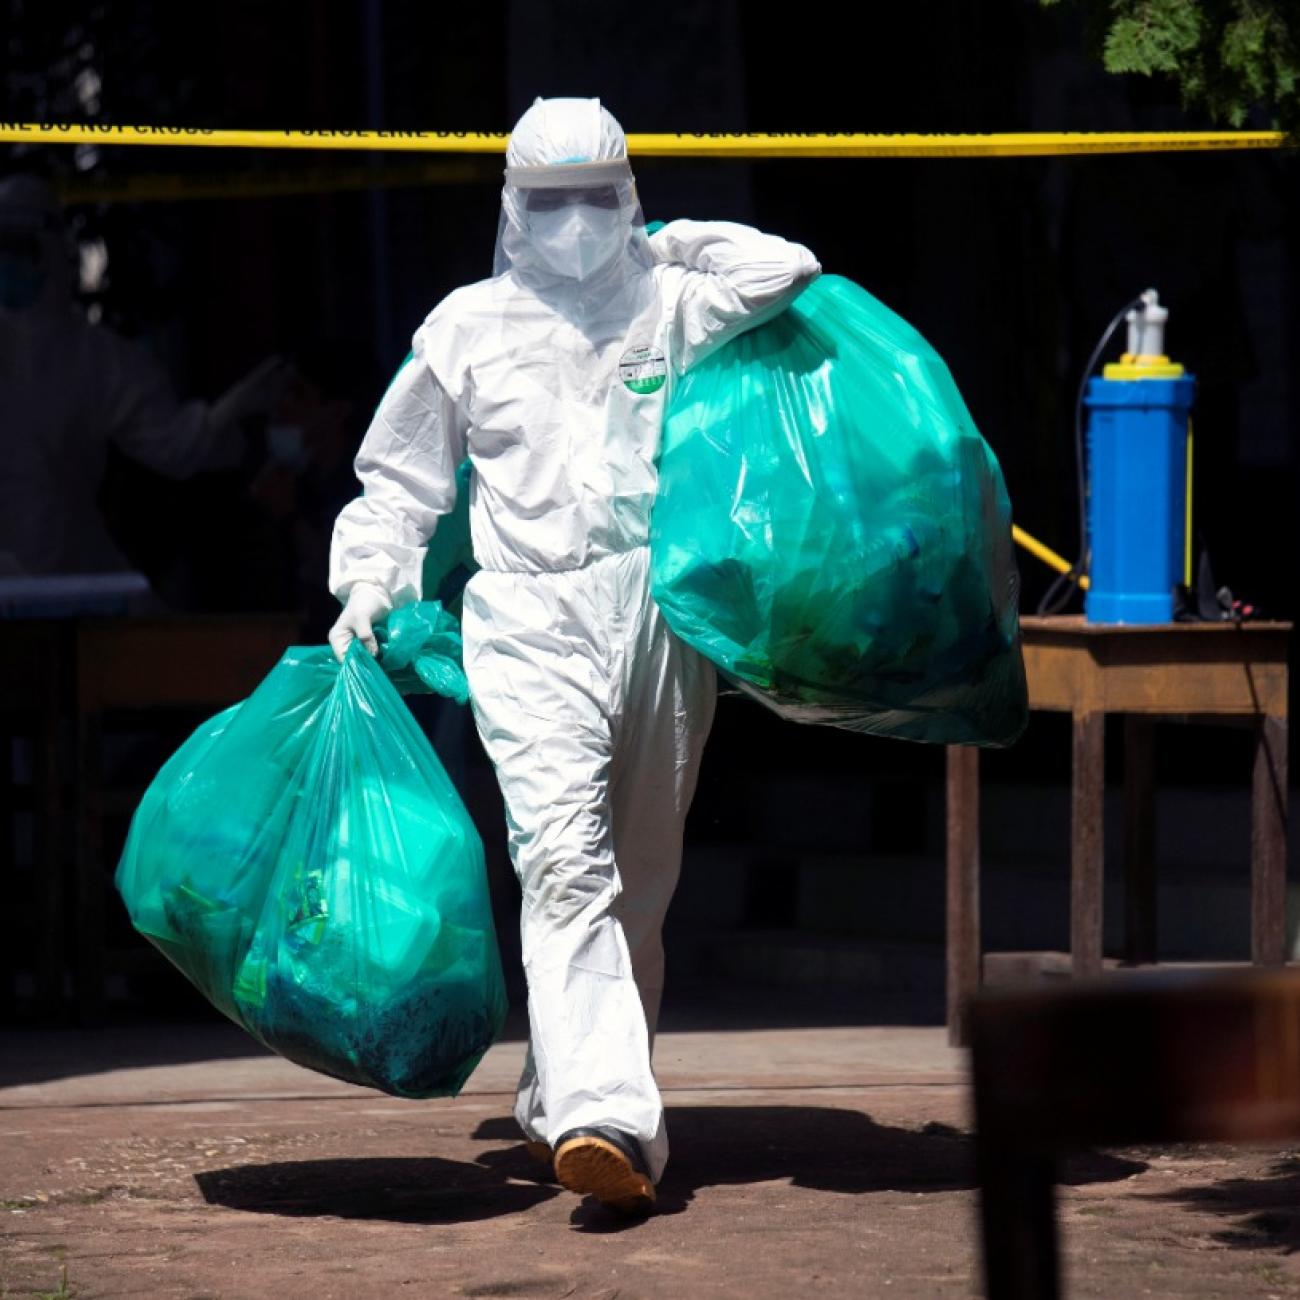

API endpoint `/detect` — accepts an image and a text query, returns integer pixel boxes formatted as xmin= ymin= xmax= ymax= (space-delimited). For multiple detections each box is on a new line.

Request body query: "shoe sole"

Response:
xmin=553 ymin=1136 xmax=656 ymax=1215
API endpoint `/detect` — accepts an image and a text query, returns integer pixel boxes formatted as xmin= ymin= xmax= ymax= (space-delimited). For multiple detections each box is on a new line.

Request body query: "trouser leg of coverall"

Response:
xmin=512 ymin=588 xmax=717 ymax=1154
xmin=461 ymin=548 xmax=714 ymax=1184
xmin=607 ymin=603 xmax=716 ymax=1051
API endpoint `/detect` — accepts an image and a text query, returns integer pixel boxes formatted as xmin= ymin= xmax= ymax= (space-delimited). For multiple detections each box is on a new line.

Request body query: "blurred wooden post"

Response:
xmin=972 ymin=969 xmax=1300 ymax=1300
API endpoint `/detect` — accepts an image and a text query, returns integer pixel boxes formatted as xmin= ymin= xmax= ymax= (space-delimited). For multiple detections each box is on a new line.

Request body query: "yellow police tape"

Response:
xmin=0 ymin=124 xmax=1290 ymax=156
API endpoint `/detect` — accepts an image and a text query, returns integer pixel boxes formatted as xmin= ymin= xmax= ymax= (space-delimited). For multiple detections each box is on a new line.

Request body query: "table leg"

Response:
xmin=75 ymin=708 xmax=106 ymax=1027
xmin=1251 ymin=714 xmax=1288 ymax=967
xmin=36 ymin=695 xmax=65 ymax=1019
xmin=0 ymin=728 xmax=13 ymax=1021
xmin=947 ymin=745 xmax=981 ymax=1047
xmin=1071 ymin=712 xmax=1105 ymax=978
xmin=1123 ymin=718 xmax=1157 ymax=965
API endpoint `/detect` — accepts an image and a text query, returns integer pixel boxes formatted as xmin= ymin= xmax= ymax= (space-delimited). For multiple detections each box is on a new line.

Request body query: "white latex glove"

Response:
xmin=210 ymin=355 xmax=296 ymax=431
xmin=328 ymin=583 xmax=391 ymax=662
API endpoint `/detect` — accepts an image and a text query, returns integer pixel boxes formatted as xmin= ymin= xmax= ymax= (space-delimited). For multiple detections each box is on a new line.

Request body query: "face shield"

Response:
xmin=491 ymin=98 xmax=654 ymax=313
xmin=522 ymin=182 xmax=625 ymax=281
xmin=494 ymin=158 xmax=653 ymax=290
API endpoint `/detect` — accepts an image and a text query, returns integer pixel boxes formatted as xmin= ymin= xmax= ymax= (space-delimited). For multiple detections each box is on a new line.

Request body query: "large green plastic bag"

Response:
xmin=114 ymin=602 xmax=507 ymax=1097
xmin=650 ymin=273 xmax=1028 ymax=747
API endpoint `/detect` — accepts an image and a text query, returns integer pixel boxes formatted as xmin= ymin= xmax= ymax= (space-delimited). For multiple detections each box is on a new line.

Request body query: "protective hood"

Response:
xmin=493 ymin=98 xmax=654 ymax=318
xmin=0 ymin=175 xmax=72 ymax=320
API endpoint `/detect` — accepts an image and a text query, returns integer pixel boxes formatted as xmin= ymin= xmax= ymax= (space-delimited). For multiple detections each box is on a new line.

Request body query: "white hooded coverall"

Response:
xmin=329 ymin=98 xmax=820 ymax=1182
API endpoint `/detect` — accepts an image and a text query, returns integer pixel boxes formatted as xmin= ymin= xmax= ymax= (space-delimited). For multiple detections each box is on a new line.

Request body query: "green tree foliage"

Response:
xmin=1042 ymin=0 xmax=1300 ymax=133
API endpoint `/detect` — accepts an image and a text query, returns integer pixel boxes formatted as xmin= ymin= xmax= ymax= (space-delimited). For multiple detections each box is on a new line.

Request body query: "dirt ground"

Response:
xmin=3 ymin=1001 xmax=1300 ymax=1299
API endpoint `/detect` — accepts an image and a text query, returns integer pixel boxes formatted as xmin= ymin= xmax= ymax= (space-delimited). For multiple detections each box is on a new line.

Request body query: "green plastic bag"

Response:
xmin=114 ymin=602 xmax=507 ymax=1097
xmin=420 ymin=459 xmax=477 ymax=609
xmin=374 ymin=598 xmax=470 ymax=703
xmin=650 ymin=273 xmax=1027 ymax=746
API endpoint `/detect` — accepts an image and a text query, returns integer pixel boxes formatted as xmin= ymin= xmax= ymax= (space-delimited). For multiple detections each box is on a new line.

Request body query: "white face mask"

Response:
xmin=527 ymin=204 xmax=626 ymax=281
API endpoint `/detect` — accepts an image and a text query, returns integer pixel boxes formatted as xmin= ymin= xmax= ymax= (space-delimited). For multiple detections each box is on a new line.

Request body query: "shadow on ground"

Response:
xmin=451 ymin=1105 xmax=1144 ymax=1230
xmin=195 ymin=1154 xmax=561 ymax=1224
xmin=1145 ymin=1153 xmax=1300 ymax=1255
xmin=199 ymin=1105 xmax=1028 ymax=1229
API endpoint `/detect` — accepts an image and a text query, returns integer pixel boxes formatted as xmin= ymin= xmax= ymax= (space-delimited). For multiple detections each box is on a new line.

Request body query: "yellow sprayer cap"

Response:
xmin=1103 ymin=352 xmax=1186 ymax=380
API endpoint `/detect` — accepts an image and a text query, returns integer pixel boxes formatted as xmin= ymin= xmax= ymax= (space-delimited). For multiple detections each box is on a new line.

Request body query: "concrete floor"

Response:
xmin=3 ymin=995 xmax=1300 ymax=1299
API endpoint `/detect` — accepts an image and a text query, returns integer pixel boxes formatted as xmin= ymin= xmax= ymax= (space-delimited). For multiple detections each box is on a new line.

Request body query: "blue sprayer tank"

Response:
xmin=1083 ymin=290 xmax=1196 ymax=624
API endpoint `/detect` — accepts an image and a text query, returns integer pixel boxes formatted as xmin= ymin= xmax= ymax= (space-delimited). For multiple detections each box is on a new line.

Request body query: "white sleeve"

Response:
xmin=650 ymin=219 xmax=821 ymax=375
xmin=328 ymin=336 xmax=468 ymax=609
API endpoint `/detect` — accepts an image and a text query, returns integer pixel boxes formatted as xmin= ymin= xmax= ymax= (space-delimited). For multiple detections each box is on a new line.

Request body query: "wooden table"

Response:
xmin=947 ymin=616 xmax=1291 ymax=1046
xmin=74 ymin=614 xmax=300 ymax=1024
xmin=3 ymin=613 xmax=300 ymax=1023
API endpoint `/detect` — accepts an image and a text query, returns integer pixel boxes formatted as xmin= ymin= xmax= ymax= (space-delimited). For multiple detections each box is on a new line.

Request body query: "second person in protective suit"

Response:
xmin=329 ymin=97 xmax=819 ymax=1214
xmin=0 ymin=173 xmax=292 ymax=579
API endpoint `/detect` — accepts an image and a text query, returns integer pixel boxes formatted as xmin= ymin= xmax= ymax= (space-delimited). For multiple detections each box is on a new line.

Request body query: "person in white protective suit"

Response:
xmin=0 ymin=173 xmax=291 ymax=576
xmin=329 ymin=98 xmax=820 ymax=1214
